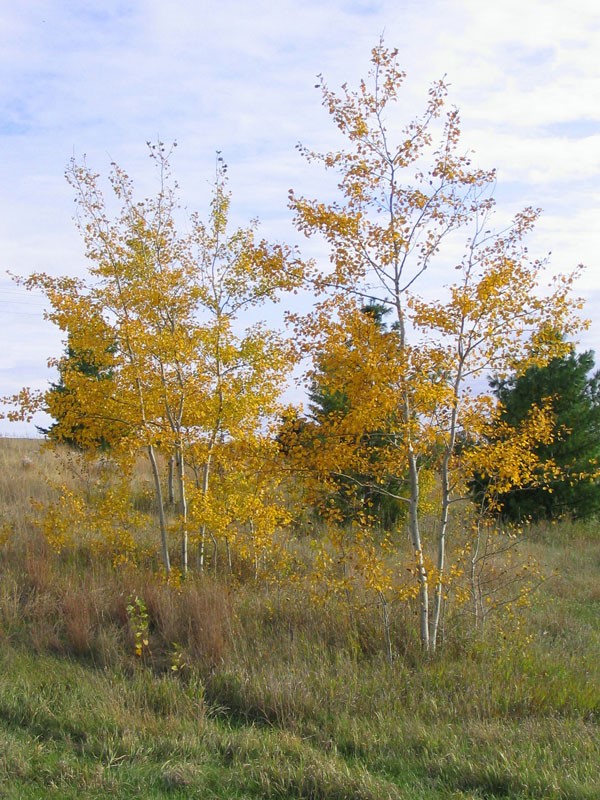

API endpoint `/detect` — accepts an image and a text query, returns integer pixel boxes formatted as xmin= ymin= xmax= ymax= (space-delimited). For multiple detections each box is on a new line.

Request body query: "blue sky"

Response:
xmin=1 ymin=0 xmax=599 ymax=434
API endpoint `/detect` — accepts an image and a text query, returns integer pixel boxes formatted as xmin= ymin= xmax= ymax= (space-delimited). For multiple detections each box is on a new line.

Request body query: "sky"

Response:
xmin=1 ymin=0 xmax=599 ymax=435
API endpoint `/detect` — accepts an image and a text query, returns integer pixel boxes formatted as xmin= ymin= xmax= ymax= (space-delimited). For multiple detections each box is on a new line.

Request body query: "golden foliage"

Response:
xmin=2 ymin=45 xmax=589 ymax=653
xmin=287 ymin=41 xmax=586 ymax=650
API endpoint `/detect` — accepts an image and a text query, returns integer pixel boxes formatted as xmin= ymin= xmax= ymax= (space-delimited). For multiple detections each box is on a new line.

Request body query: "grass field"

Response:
xmin=0 ymin=439 xmax=598 ymax=798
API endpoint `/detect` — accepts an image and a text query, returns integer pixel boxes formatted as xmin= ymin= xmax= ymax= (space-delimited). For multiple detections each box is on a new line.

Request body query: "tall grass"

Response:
xmin=0 ymin=438 xmax=599 ymax=798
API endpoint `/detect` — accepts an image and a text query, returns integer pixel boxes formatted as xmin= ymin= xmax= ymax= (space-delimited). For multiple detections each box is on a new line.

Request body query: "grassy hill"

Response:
xmin=0 ymin=438 xmax=598 ymax=798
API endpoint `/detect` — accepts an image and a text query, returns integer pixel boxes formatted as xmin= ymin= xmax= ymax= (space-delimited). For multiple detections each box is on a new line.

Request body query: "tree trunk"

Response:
xmin=176 ymin=445 xmax=188 ymax=575
xmin=147 ymin=444 xmax=170 ymax=576
xmin=431 ymin=454 xmax=450 ymax=650
xmin=168 ymin=455 xmax=175 ymax=505
xmin=407 ymin=450 xmax=430 ymax=651
xmin=379 ymin=590 xmax=393 ymax=665
xmin=198 ymin=454 xmax=212 ymax=572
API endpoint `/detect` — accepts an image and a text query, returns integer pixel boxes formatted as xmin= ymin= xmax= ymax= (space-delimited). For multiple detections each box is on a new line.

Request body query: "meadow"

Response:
xmin=0 ymin=438 xmax=598 ymax=799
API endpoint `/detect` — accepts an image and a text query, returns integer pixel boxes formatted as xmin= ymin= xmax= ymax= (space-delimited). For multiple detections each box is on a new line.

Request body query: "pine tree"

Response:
xmin=38 ymin=335 xmax=121 ymax=450
xmin=492 ymin=347 xmax=600 ymax=521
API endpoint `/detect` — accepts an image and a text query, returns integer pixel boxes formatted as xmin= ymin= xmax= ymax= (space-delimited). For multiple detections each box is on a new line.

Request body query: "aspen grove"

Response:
xmin=10 ymin=145 xmax=304 ymax=578
xmin=6 ymin=45 xmax=587 ymax=653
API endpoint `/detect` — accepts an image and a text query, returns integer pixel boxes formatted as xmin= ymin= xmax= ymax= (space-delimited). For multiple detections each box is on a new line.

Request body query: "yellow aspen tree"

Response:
xmin=8 ymin=144 xmax=303 ymax=576
xmin=289 ymin=43 xmax=586 ymax=651
xmin=181 ymin=158 xmax=303 ymax=572
xmin=188 ymin=437 xmax=293 ymax=579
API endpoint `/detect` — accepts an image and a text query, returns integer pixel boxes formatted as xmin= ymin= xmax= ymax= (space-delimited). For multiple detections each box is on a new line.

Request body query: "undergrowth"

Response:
xmin=0 ymin=439 xmax=598 ymax=798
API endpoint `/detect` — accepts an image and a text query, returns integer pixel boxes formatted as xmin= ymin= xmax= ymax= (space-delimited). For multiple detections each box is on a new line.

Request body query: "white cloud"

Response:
xmin=463 ymin=130 xmax=600 ymax=184
xmin=1 ymin=0 xmax=600 ymax=433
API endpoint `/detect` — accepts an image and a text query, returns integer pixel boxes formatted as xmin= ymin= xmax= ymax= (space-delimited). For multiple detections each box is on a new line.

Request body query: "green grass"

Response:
xmin=1 ymin=642 xmax=598 ymax=799
xmin=0 ymin=439 xmax=599 ymax=798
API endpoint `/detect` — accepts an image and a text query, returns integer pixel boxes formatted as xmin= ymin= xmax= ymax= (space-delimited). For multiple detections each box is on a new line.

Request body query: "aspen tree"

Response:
xmin=289 ymin=43 xmax=585 ymax=651
xmin=9 ymin=145 xmax=303 ymax=576
xmin=182 ymin=157 xmax=302 ymax=573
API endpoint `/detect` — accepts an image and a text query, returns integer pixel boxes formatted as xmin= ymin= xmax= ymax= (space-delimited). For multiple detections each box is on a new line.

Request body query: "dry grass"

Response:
xmin=0 ymin=437 xmax=599 ymax=798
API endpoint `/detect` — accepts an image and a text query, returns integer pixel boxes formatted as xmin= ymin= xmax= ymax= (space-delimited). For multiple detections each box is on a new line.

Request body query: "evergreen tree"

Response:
xmin=38 ymin=336 xmax=121 ymax=449
xmin=492 ymin=347 xmax=600 ymax=521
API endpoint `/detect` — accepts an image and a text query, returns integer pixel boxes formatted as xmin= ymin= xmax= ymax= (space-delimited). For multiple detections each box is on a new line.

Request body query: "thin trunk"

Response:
xmin=431 ymin=454 xmax=450 ymax=650
xmin=250 ymin=521 xmax=259 ymax=581
xmin=394 ymin=286 xmax=431 ymax=649
xmin=407 ymin=449 xmax=429 ymax=651
xmin=211 ymin=530 xmax=218 ymax=577
xmin=147 ymin=444 xmax=170 ymax=576
xmin=225 ymin=537 xmax=232 ymax=574
xmin=168 ymin=455 xmax=175 ymax=504
xmin=471 ymin=527 xmax=482 ymax=629
xmin=379 ymin=590 xmax=393 ymax=665
xmin=198 ymin=453 xmax=212 ymax=572
xmin=431 ymin=360 xmax=464 ymax=650
xmin=395 ymin=320 xmax=429 ymax=648
xmin=176 ymin=444 xmax=188 ymax=575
